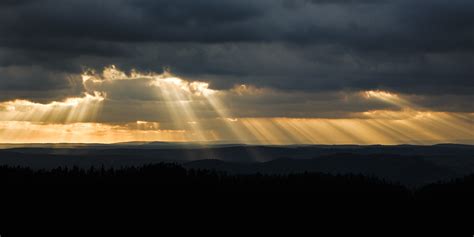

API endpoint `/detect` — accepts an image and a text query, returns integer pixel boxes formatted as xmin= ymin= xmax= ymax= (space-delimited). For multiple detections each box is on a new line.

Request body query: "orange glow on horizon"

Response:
xmin=0 ymin=66 xmax=472 ymax=145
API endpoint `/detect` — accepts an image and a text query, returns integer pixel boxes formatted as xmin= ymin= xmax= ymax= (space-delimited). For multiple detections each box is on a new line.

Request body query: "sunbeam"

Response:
xmin=0 ymin=66 xmax=472 ymax=145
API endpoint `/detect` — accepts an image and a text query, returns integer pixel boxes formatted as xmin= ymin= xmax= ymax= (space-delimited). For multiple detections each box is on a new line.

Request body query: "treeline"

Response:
xmin=0 ymin=163 xmax=409 ymax=195
xmin=416 ymin=174 xmax=474 ymax=200
xmin=3 ymin=163 xmax=474 ymax=197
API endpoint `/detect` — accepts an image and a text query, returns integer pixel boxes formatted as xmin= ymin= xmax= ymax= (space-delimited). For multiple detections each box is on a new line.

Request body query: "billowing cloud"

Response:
xmin=0 ymin=66 xmax=472 ymax=144
xmin=0 ymin=1 xmax=472 ymax=144
xmin=0 ymin=0 xmax=473 ymax=99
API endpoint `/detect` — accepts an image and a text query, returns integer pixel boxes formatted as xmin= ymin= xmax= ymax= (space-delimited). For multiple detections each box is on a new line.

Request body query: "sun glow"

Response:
xmin=0 ymin=92 xmax=105 ymax=124
xmin=0 ymin=121 xmax=190 ymax=144
xmin=0 ymin=66 xmax=472 ymax=145
xmin=363 ymin=90 xmax=415 ymax=108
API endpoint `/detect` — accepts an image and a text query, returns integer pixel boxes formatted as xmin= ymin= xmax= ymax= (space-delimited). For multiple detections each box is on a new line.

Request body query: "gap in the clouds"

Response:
xmin=0 ymin=66 xmax=472 ymax=145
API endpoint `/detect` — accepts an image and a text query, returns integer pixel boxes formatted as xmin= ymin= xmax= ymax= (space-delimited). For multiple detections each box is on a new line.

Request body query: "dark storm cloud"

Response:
xmin=0 ymin=0 xmax=266 ymax=43
xmin=0 ymin=65 xmax=84 ymax=102
xmin=0 ymin=0 xmax=34 ymax=6
xmin=0 ymin=0 xmax=473 ymax=112
xmin=2 ymin=0 xmax=471 ymax=48
xmin=306 ymin=0 xmax=385 ymax=3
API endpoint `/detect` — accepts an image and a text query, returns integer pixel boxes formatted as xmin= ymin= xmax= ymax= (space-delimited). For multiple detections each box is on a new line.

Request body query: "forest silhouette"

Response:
xmin=2 ymin=163 xmax=473 ymax=199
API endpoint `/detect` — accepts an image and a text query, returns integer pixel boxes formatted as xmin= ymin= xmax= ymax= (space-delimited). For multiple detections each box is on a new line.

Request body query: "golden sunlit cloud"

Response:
xmin=363 ymin=90 xmax=416 ymax=109
xmin=0 ymin=121 xmax=191 ymax=144
xmin=0 ymin=66 xmax=472 ymax=145
xmin=0 ymin=92 xmax=105 ymax=124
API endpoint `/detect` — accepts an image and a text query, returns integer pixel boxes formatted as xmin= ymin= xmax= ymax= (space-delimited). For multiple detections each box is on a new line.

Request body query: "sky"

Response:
xmin=0 ymin=0 xmax=473 ymax=144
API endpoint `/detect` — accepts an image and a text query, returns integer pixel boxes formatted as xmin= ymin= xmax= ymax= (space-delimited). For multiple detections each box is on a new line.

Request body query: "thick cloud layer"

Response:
xmin=0 ymin=0 xmax=473 ymax=112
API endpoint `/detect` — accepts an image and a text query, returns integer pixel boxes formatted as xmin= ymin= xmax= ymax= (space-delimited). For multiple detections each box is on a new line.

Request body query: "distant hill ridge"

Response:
xmin=0 ymin=144 xmax=473 ymax=186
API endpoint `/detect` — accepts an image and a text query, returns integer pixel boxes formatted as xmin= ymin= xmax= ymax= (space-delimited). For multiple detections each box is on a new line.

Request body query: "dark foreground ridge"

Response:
xmin=1 ymin=163 xmax=408 ymax=194
xmin=2 ymin=163 xmax=474 ymax=199
xmin=1 ymin=144 xmax=474 ymax=186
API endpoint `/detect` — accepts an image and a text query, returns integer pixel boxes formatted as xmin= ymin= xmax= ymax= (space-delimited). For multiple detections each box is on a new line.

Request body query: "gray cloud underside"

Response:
xmin=0 ymin=0 xmax=473 ymax=113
